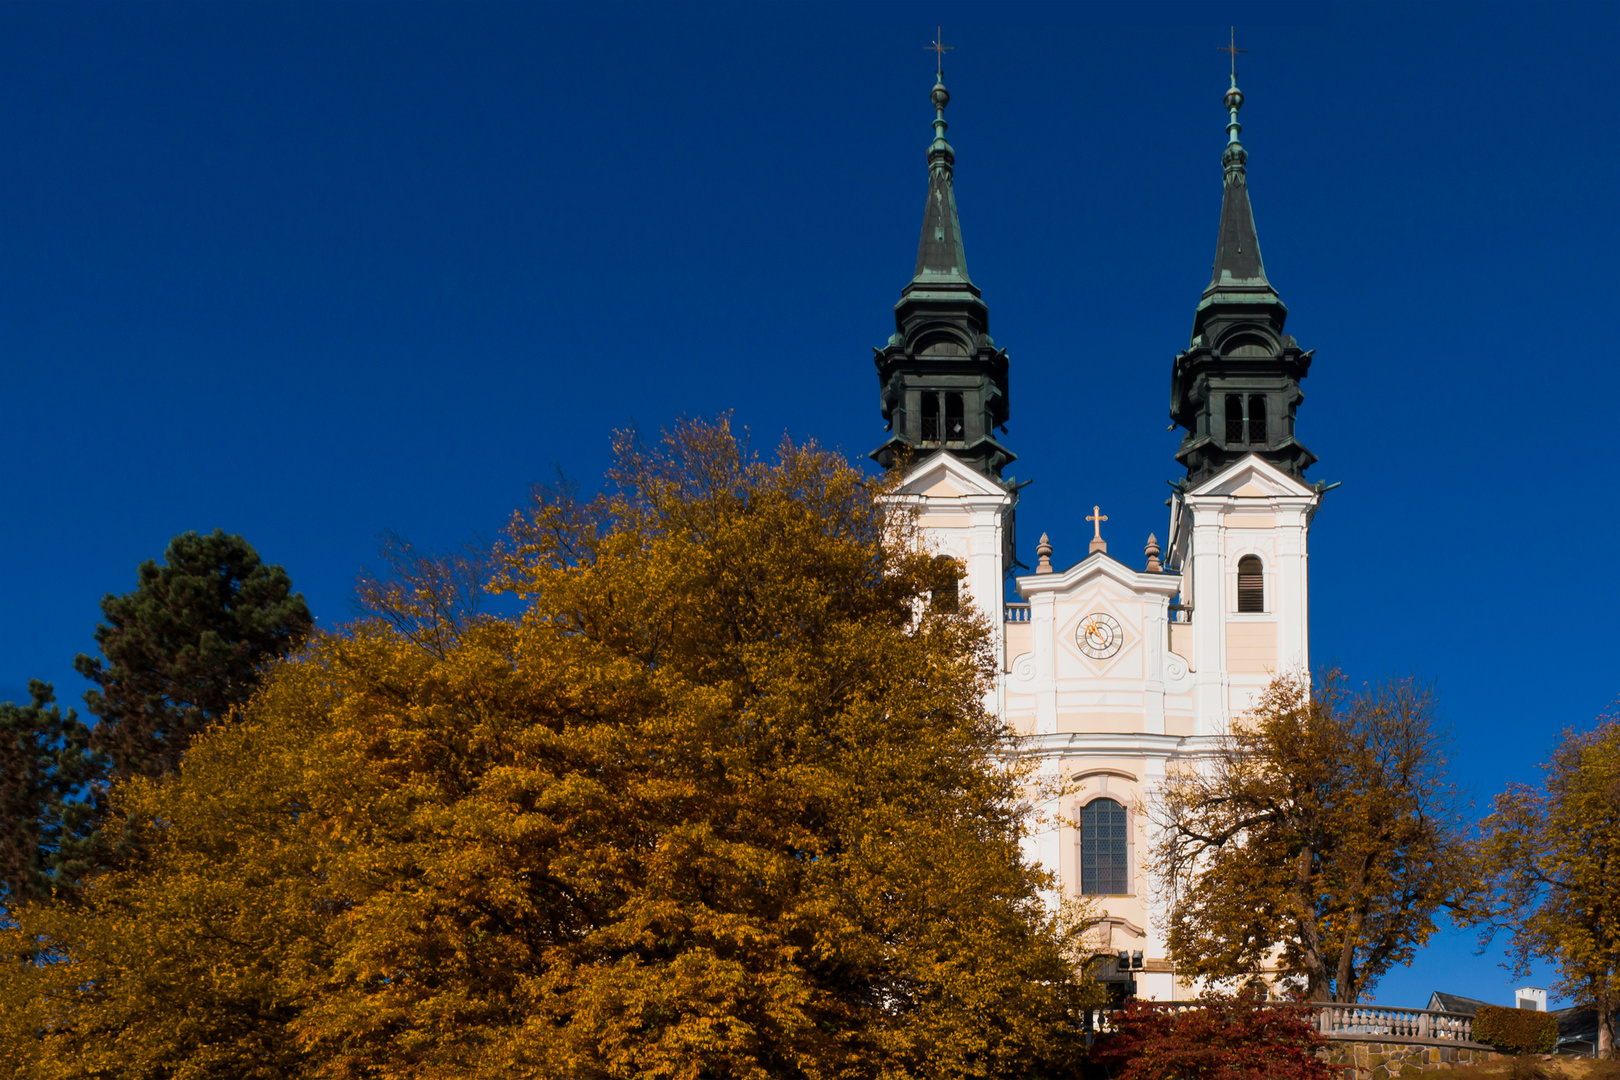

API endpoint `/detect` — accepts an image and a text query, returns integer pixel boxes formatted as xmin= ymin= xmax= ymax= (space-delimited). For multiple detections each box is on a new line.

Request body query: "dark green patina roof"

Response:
xmin=871 ymin=68 xmax=1014 ymax=484
xmin=1169 ymin=70 xmax=1318 ymax=487
xmin=1208 ymin=150 xmax=1268 ymax=289
xmin=912 ymin=75 xmax=972 ymax=285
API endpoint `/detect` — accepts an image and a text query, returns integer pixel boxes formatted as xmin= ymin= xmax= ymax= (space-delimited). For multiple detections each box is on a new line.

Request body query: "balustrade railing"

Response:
xmin=1079 ymin=1002 xmax=1479 ymax=1046
xmin=1314 ymin=1003 xmax=1475 ymax=1043
xmin=1004 ymin=603 xmax=1031 ymax=623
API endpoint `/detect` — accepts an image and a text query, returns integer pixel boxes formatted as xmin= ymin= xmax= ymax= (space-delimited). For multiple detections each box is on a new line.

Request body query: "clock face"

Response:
xmin=1075 ymin=612 xmax=1124 ymax=659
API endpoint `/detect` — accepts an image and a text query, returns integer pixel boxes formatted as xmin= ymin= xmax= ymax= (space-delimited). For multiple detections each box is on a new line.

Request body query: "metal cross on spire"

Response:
xmin=1087 ymin=506 xmax=1109 ymax=554
xmin=1218 ymin=26 xmax=1247 ymax=78
xmin=926 ymin=27 xmax=954 ymax=77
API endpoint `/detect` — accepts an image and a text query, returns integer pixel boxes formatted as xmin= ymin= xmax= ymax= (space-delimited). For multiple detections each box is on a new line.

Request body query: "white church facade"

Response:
xmin=869 ymin=61 xmax=1329 ymax=1000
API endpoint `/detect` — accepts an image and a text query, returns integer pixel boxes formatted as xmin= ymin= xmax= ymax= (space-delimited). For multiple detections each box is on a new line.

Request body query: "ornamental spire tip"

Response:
xmin=1218 ymin=28 xmax=1249 ymax=173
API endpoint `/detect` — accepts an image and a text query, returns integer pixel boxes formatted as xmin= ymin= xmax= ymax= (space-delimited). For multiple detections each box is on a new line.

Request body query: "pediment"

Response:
xmin=897 ymin=451 xmax=1008 ymax=500
xmin=1190 ymin=454 xmax=1316 ymax=499
xmin=1015 ymin=550 xmax=1179 ymax=600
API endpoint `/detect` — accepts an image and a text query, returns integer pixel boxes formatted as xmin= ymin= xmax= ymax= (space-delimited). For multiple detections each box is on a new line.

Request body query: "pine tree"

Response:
xmin=75 ymin=529 xmax=314 ymax=779
xmin=0 ymin=682 xmax=105 ymax=907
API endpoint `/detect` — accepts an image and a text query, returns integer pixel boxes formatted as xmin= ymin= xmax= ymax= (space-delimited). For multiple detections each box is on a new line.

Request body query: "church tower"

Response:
xmin=871 ymin=58 xmax=1017 ymax=662
xmin=1168 ymin=68 xmax=1316 ymax=486
xmin=999 ymin=51 xmax=1328 ymax=1001
xmin=871 ymin=64 xmax=1014 ymax=482
xmin=1164 ymin=62 xmax=1324 ymax=737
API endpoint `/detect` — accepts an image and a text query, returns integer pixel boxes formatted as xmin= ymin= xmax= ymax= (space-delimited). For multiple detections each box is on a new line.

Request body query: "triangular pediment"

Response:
xmin=1015 ymin=550 xmax=1180 ymax=599
xmin=1048 ymin=552 xmax=1141 ymax=592
xmin=1190 ymin=454 xmax=1316 ymax=499
xmin=897 ymin=451 xmax=1009 ymax=501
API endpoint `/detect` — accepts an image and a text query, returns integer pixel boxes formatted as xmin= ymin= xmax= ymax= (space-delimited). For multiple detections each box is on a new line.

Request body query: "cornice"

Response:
xmin=1015 ymin=551 xmax=1182 ymax=598
xmin=1016 ymin=732 xmax=1188 ymax=757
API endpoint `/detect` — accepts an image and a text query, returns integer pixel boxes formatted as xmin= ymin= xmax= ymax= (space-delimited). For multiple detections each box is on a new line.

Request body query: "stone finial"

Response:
xmin=1144 ymin=533 xmax=1162 ymax=573
xmin=1035 ymin=533 xmax=1053 ymax=574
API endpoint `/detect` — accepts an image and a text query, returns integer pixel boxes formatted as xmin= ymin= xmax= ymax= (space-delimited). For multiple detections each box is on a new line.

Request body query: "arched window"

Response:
xmin=1080 ymin=798 xmax=1130 ymax=895
xmin=920 ymin=393 xmax=940 ymax=443
xmin=931 ymin=554 xmax=960 ymax=613
xmin=1237 ymin=555 xmax=1264 ymax=613
xmin=1247 ymin=394 xmax=1267 ymax=445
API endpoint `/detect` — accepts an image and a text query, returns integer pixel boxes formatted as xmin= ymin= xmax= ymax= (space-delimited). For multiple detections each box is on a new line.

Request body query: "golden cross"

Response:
xmin=927 ymin=27 xmax=954 ymax=75
xmin=1087 ymin=505 xmax=1108 ymax=541
xmin=1218 ymin=26 xmax=1247 ymax=77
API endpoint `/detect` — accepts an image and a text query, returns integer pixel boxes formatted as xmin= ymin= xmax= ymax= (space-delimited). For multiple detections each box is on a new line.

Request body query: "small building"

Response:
xmin=1426 ymin=992 xmax=1492 ymax=1017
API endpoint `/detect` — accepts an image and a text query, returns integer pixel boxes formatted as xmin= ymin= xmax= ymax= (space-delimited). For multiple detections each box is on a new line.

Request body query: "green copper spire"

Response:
xmin=1169 ymin=37 xmax=1317 ymax=486
xmin=913 ymin=70 xmax=971 ymax=282
xmin=1206 ymin=67 xmax=1272 ymax=294
xmin=871 ymin=50 xmax=1014 ymax=482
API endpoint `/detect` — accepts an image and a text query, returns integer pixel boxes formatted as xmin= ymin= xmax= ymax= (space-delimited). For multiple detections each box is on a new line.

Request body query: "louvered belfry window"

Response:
xmin=1081 ymin=798 xmax=1130 ymax=895
xmin=1237 ymin=555 xmax=1264 ymax=613
xmin=1225 ymin=394 xmax=1245 ymax=443
xmin=932 ymin=555 xmax=959 ymax=613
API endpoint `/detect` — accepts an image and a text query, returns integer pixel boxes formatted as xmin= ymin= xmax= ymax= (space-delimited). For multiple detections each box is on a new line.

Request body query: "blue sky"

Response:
xmin=3 ymin=1 xmax=1615 ymax=1009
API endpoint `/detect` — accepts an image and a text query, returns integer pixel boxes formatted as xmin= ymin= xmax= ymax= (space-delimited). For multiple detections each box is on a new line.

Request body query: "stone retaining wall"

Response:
xmin=1327 ymin=1039 xmax=1503 ymax=1078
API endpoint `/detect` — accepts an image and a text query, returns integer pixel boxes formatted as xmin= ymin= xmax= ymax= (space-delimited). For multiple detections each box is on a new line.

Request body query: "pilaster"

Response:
xmin=1032 ymin=589 xmax=1058 ymax=735
xmin=1191 ymin=512 xmax=1228 ymax=736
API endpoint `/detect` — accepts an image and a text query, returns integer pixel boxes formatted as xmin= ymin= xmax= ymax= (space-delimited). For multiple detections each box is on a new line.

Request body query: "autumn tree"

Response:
xmin=0 ymin=683 xmax=104 ymax=906
xmin=1480 ymin=715 xmax=1620 ymax=1059
xmin=1150 ymin=673 xmax=1478 ymax=1003
xmin=76 ymin=528 xmax=313 ymax=779
xmin=352 ymin=528 xmax=495 ymax=658
xmin=1089 ymin=991 xmax=1336 ymax=1080
xmin=1 ymin=420 xmax=1095 ymax=1080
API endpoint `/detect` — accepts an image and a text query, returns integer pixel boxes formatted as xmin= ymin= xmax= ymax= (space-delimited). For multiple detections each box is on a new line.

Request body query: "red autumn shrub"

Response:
xmin=1089 ymin=993 xmax=1341 ymax=1080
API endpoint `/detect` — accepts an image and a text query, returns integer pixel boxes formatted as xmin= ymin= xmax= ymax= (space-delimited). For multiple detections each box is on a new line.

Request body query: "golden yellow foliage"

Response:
xmin=0 ymin=421 xmax=1092 ymax=1080
xmin=1482 ymin=716 xmax=1620 ymax=1059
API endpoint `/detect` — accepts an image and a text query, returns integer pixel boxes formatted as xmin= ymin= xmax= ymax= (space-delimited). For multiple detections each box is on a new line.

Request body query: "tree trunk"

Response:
xmin=1600 ymin=996 xmax=1613 ymax=1061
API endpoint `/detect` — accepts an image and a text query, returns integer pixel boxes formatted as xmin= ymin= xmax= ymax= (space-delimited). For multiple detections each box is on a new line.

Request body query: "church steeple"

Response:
xmin=871 ymin=59 xmax=1014 ymax=481
xmin=1170 ymin=54 xmax=1316 ymax=486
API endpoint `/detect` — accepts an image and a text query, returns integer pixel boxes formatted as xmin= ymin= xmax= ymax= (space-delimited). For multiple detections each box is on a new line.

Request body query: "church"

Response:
xmin=867 ymin=56 xmax=1331 ymax=1002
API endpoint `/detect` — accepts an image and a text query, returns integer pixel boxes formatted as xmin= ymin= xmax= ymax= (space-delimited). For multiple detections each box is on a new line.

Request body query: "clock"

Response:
xmin=1075 ymin=612 xmax=1123 ymax=659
